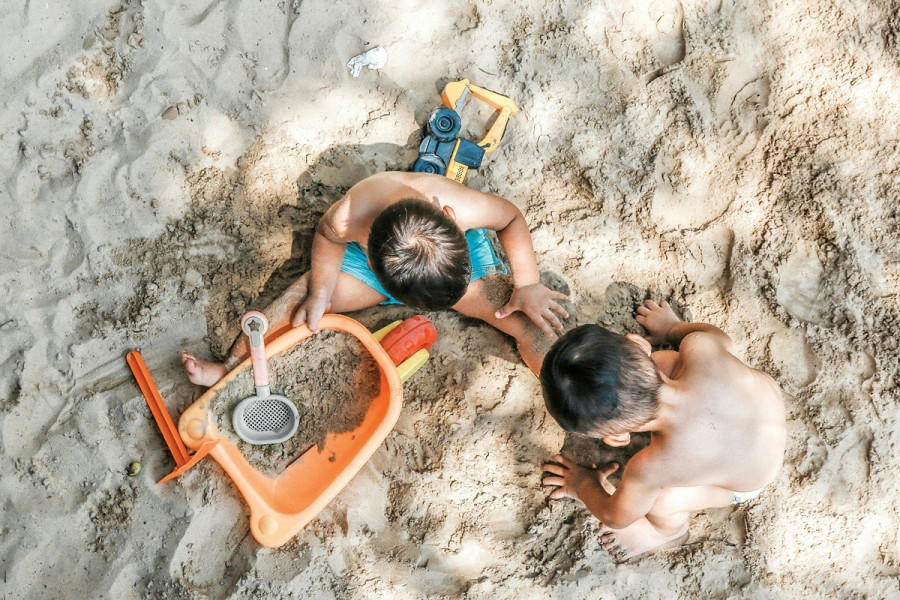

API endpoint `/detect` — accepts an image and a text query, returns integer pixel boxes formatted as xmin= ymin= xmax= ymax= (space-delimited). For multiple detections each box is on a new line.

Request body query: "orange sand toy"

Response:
xmin=177 ymin=314 xmax=434 ymax=548
xmin=126 ymin=351 xmax=219 ymax=483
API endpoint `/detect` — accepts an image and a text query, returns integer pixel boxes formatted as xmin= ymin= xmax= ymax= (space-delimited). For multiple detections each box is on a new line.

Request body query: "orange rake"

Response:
xmin=126 ymin=350 xmax=218 ymax=483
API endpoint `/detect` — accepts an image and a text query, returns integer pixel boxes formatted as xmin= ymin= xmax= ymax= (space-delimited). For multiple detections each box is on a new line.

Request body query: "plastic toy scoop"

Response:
xmin=178 ymin=314 xmax=436 ymax=547
xmin=232 ymin=311 xmax=299 ymax=445
xmin=126 ymin=350 xmax=218 ymax=482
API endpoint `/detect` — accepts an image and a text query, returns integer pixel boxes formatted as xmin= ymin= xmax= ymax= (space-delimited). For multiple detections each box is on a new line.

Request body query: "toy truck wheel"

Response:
xmin=413 ymin=154 xmax=446 ymax=175
xmin=427 ymin=108 xmax=461 ymax=142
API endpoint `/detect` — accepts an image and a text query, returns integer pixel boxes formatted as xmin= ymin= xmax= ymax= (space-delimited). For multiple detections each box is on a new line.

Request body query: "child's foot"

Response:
xmin=598 ymin=518 xmax=689 ymax=562
xmin=180 ymin=351 xmax=227 ymax=387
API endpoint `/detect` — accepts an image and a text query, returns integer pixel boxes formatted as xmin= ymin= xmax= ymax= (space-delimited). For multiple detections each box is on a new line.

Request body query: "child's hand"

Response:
xmin=636 ymin=299 xmax=681 ymax=345
xmin=292 ymin=291 xmax=331 ymax=332
xmin=542 ymin=454 xmax=619 ymax=501
xmin=495 ymin=283 xmax=569 ymax=338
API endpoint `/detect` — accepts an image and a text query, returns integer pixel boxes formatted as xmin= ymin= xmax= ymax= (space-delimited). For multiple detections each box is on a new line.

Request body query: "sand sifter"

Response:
xmin=231 ymin=311 xmax=300 ymax=445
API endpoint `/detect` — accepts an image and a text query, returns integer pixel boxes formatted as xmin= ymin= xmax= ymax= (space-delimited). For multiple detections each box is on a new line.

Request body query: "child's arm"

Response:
xmin=446 ymin=185 xmax=569 ymax=337
xmin=291 ymin=200 xmax=353 ymax=331
xmin=542 ymin=454 xmax=662 ymax=529
xmin=636 ymin=299 xmax=734 ymax=352
xmin=493 ymin=209 xmax=569 ymax=336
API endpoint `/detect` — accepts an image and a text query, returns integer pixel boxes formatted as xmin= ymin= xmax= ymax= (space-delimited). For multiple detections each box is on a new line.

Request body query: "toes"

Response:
xmin=602 ymin=543 xmax=626 ymax=558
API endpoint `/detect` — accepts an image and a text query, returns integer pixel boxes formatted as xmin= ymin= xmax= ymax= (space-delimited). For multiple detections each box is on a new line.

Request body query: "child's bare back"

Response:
xmin=644 ymin=331 xmax=785 ymax=494
xmin=541 ymin=300 xmax=786 ymax=561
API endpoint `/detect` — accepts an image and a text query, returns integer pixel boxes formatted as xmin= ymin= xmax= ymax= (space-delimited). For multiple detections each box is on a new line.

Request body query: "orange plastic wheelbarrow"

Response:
xmin=174 ymin=314 xmax=434 ymax=547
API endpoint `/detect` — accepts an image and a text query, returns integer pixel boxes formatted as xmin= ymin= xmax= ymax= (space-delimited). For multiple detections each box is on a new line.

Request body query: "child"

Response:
xmin=182 ymin=171 xmax=568 ymax=382
xmin=540 ymin=299 xmax=785 ymax=561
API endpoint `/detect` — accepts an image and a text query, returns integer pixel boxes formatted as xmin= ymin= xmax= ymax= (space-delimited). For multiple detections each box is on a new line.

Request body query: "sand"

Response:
xmin=2 ymin=0 xmax=899 ymax=598
xmin=213 ymin=330 xmax=380 ymax=475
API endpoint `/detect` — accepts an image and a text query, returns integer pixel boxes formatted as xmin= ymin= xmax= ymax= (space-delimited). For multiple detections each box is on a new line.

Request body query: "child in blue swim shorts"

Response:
xmin=339 ymin=227 xmax=507 ymax=305
xmin=182 ymin=171 xmax=569 ymax=383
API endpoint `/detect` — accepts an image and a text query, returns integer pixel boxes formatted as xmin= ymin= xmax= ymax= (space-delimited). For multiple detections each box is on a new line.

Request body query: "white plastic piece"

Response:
xmin=347 ymin=46 xmax=387 ymax=77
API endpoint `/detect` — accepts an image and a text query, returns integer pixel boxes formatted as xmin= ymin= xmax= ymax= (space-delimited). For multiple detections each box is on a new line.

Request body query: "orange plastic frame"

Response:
xmin=177 ymin=314 xmax=403 ymax=548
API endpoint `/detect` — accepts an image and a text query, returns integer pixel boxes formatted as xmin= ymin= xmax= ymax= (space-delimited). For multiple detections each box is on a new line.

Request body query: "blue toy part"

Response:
xmin=413 ymin=105 xmax=485 ymax=179
xmin=413 ymin=134 xmax=485 ymax=177
xmin=414 ymin=137 xmax=449 ymax=175
xmin=453 ymin=138 xmax=484 ymax=169
xmin=427 ymin=108 xmax=461 ymax=142
xmin=413 ymin=153 xmax=446 ymax=175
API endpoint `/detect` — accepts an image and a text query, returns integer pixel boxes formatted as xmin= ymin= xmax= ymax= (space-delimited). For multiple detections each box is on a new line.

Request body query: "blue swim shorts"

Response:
xmin=339 ymin=228 xmax=508 ymax=305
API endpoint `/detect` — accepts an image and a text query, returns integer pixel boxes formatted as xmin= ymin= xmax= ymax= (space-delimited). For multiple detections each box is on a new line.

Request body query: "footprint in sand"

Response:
xmin=776 ymin=240 xmax=831 ymax=326
xmin=169 ymin=500 xmax=252 ymax=593
xmin=665 ymin=224 xmax=735 ymax=289
xmin=403 ymin=434 xmax=443 ymax=473
xmin=0 ymin=352 xmax=22 ymax=412
xmin=651 ymin=143 xmax=733 ymax=231
xmin=648 ymin=0 xmax=686 ymax=68
xmin=768 ymin=327 xmax=820 ymax=388
xmin=583 ymin=0 xmax=685 ymax=78
xmin=49 ymin=217 xmax=86 ymax=278
xmin=714 ymin=62 xmax=771 ymax=161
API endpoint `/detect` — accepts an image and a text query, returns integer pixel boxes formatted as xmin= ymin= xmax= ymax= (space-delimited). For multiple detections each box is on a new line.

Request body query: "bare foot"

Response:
xmin=599 ymin=518 xmax=689 ymax=562
xmin=180 ymin=351 xmax=227 ymax=387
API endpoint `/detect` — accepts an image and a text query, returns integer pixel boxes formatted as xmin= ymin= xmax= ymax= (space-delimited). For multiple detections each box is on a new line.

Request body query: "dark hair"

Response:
xmin=368 ymin=199 xmax=471 ymax=310
xmin=540 ymin=324 xmax=661 ymax=437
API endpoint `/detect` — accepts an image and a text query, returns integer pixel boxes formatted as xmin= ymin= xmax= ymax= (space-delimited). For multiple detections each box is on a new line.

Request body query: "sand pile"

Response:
xmin=212 ymin=330 xmax=380 ymax=474
xmin=2 ymin=0 xmax=899 ymax=599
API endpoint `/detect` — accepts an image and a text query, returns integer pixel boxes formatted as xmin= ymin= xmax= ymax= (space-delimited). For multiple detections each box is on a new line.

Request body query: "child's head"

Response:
xmin=540 ymin=324 xmax=661 ymax=439
xmin=368 ymin=199 xmax=471 ymax=310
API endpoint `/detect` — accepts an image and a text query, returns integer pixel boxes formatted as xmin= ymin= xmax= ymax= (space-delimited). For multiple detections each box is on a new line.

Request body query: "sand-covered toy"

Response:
xmin=177 ymin=314 xmax=436 ymax=547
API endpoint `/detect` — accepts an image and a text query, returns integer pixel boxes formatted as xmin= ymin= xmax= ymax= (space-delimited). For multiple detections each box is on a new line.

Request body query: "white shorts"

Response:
xmin=731 ymin=488 xmax=763 ymax=505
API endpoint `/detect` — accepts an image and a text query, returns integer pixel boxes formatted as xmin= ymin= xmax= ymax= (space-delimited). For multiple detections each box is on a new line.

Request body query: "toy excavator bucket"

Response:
xmin=176 ymin=314 xmax=431 ymax=548
xmin=440 ymin=79 xmax=519 ymax=154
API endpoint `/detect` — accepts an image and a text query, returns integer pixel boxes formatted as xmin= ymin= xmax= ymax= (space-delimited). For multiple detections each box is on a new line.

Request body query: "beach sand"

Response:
xmin=1 ymin=0 xmax=899 ymax=598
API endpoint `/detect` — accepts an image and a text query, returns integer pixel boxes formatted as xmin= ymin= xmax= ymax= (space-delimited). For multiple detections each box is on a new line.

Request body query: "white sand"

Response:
xmin=2 ymin=0 xmax=899 ymax=598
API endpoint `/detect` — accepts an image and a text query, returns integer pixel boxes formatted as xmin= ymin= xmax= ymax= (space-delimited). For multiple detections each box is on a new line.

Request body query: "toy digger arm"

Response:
xmin=441 ymin=79 xmax=519 ymax=154
xmin=478 ymin=104 xmax=516 ymax=154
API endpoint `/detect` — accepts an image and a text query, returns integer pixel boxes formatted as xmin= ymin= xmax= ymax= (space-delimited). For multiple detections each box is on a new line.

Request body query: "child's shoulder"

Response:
xmin=679 ymin=331 xmax=728 ymax=354
xmin=676 ymin=331 xmax=752 ymax=385
xmin=675 ymin=332 xmax=736 ymax=371
xmin=349 ymin=171 xmax=404 ymax=194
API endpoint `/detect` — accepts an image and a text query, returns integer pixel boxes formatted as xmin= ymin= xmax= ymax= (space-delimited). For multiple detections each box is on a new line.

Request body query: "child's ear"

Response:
xmin=602 ymin=432 xmax=632 ymax=447
xmin=442 ymin=205 xmax=457 ymax=222
xmin=625 ymin=333 xmax=652 ymax=356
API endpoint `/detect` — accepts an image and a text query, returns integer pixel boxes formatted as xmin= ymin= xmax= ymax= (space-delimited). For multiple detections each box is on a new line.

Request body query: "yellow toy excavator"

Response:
xmin=413 ymin=79 xmax=519 ymax=184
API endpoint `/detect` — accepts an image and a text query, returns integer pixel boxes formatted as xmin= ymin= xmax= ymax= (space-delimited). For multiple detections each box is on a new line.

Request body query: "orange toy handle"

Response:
xmin=379 ymin=315 xmax=437 ymax=366
xmin=126 ymin=350 xmax=190 ymax=467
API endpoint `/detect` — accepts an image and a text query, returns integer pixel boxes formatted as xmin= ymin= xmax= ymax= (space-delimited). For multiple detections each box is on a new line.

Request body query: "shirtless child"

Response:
xmin=182 ymin=171 xmax=567 ymax=382
xmin=540 ymin=299 xmax=785 ymax=560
